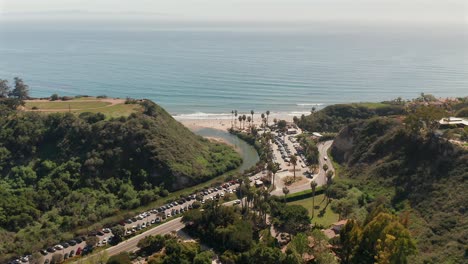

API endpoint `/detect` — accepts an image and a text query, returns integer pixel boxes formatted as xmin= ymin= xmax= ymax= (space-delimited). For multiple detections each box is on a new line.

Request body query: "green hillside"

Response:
xmin=330 ymin=118 xmax=467 ymax=263
xmin=0 ymin=100 xmax=241 ymax=258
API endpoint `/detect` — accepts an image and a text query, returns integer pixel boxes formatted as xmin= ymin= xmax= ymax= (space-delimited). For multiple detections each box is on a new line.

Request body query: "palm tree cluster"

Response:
xmin=230 ymin=109 xmax=271 ymax=132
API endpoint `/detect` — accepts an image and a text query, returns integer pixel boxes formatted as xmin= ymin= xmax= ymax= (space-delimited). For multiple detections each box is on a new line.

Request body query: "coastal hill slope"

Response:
xmin=330 ymin=118 xmax=467 ymax=263
xmin=0 ymin=99 xmax=241 ymax=258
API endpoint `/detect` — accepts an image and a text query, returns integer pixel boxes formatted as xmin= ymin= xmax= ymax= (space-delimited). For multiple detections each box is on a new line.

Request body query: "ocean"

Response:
xmin=1 ymin=22 xmax=467 ymax=117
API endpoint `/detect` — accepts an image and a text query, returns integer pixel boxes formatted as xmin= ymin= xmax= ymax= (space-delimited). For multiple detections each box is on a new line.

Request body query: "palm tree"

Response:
xmin=234 ymin=110 xmax=238 ymax=128
xmin=250 ymin=110 xmax=254 ymax=126
xmin=231 ymin=110 xmax=234 ymax=128
xmin=238 ymin=116 xmax=242 ymax=130
xmin=311 ymin=107 xmax=316 ymax=114
xmin=326 ymin=170 xmax=334 ymax=204
xmin=266 ymin=110 xmax=270 ymax=126
xmin=310 ymin=181 xmax=318 ymax=218
xmin=322 ymin=164 xmax=328 ymax=172
xmin=242 ymin=114 xmax=247 ymax=129
xmin=282 ymin=187 xmax=289 ymax=202
xmin=261 ymin=113 xmax=266 ymax=132
xmin=290 ymin=155 xmax=298 ymax=180
xmin=247 ymin=116 xmax=252 ymax=129
xmin=267 ymin=162 xmax=279 ymax=189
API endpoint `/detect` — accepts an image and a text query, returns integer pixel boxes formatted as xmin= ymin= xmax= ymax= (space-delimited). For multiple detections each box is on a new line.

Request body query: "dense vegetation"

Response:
xmin=330 ymin=117 xmax=467 ymax=263
xmin=0 ymin=99 xmax=241 ymax=259
xmin=296 ymin=103 xmax=405 ymax=132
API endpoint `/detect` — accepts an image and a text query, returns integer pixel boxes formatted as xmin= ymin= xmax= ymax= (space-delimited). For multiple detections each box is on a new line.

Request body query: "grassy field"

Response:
xmin=25 ymin=98 xmax=142 ymax=117
xmin=74 ymin=103 xmax=142 ymax=118
xmin=26 ymin=101 xmax=111 ymax=109
xmin=288 ymin=194 xmax=339 ymax=227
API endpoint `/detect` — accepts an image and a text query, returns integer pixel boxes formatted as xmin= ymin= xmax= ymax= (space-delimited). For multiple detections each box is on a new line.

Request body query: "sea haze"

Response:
xmin=0 ymin=22 xmax=467 ymax=116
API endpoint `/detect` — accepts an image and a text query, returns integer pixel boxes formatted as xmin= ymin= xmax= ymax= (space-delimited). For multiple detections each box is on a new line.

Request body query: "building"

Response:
xmin=439 ymin=117 xmax=468 ymax=127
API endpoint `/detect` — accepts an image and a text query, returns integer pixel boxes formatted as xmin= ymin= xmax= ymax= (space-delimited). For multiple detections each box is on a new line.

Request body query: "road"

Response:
xmin=314 ymin=140 xmax=335 ymax=186
xmin=75 ymin=197 xmax=243 ymax=262
xmin=270 ymin=139 xmax=334 ymax=195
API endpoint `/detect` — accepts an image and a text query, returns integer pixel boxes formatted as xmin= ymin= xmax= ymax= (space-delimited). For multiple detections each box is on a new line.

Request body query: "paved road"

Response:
xmin=314 ymin=140 xmax=335 ymax=186
xmin=107 ymin=218 xmax=184 ymax=256
xmin=270 ymin=139 xmax=334 ymax=195
xmin=75 ymin=198 xmax=244 ymax=262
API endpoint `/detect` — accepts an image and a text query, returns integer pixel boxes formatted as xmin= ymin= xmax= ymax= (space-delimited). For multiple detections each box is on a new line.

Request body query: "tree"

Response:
xmin=86 ymin=236 xmax=99 ymax=247
xmin=137 ymin=234 xmax=166 ymax=255
xmin=250 ymin=110 xmax=254 ymax=126
xmin=107 ymin=252 xmax=131 ymax=264
xmin=266 ymin=110 xmax=270 ymax=126
xmin=326 ymin=170 xmax=334 ymax=204
xmin=50 ymin=93 xmax=59 ymax=101
xmin=231 ymin=110 xmax=234 ymax=128
xmin=310 ymin=181 xmax=318 ymax=218
xmin=405 ymin=105 xmax=446 ymax=136
xmin=339 ymin=219 xmax=361 ymax=264
xmin=277 ymin=120 xmax=287 ymax=131
xmin=282 ymin=187 xmax=290 ymax=201
xmin=10 ymin=77 xmax=29 ymax=100
xmin=242 ymin=115 xmax=247 ymax=129
xmin=238 ymin=116 xmax=242 ymax=130
xmin=247 ymin=116 xmax=252 ymax=128
xmin=275 ymin=204 xmax=310 ymax=234
xmin=267 ymin=162 xmax=279 ymax=189
xmin=322 ymin=164 xmax=328 ymax=172
xmin=110 ymin=225 xmax=125 ymax=243
xmin=0 ymin=79 xmax=10 ymax=98
xmin=235 ymin=110 xmax=238 ymax=128
xmin=290 ymin=155 xmax=298 ymax=180
xmin=311 ymin=107 xmax=316 ymax=114
xmin=193 ymin=250 xmax=214 ymax=264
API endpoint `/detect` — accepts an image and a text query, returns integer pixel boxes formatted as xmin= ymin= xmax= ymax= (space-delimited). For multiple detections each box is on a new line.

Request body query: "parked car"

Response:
xmin=47 ymin=247 xmax=56 ymax=253
xmin=54 ymin=245 xmax=63 ymax=250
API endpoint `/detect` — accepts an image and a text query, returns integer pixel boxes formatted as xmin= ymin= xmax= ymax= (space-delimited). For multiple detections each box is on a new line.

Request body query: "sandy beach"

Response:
xmin=175 ymin=113 xmax=295 ymax=131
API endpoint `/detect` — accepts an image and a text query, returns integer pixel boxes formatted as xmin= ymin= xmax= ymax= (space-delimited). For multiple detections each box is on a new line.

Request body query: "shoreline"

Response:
xmin=175 ymin=113 xmax=295 ymax=131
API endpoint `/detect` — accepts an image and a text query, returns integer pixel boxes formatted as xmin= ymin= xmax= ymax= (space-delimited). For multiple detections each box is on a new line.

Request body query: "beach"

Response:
xmin=175 ymin=113 xmax=295 ymax=131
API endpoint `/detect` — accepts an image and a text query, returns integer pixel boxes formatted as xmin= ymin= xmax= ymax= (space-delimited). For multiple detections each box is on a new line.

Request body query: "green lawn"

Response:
xmin=74 ymin=103 xmax=142 ymax=118
xmin=25 ymin=99 xmax=142 ymax=117
xmin=288 ymin=194 xmax=339 ymax=227
xmin=26 ymin=101 xmax=111 ymax=109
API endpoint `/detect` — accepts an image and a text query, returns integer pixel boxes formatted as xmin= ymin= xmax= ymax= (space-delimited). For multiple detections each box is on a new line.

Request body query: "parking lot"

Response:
xmin=12 ymin=179 xmax=243 ymax=264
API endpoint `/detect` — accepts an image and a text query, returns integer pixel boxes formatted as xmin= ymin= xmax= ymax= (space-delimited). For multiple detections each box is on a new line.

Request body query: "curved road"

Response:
xmin=270 ymin=140 xmax=334 ymax=196
xmin=75 ymin=140 xmax=335 ymax=262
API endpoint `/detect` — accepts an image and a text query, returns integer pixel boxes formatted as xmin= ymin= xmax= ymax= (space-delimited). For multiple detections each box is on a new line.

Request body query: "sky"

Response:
xmin=0 ymin=0 xmax=467 ymax=25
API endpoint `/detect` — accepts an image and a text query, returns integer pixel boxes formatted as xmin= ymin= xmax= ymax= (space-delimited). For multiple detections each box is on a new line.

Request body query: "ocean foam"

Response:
xmin=173 ymin=112 xmax=233 ymax=120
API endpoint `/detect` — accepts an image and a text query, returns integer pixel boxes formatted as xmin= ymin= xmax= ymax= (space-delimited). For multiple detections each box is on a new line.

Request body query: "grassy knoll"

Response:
xmin=74 ymin=103 xmax=142 ymax=118
xmin=25 ymin=98 xmax=142 ymax=117
xmin=25 ymin=100 xmax=111 ymax=109
xmin=288 ymin=194 xmax=339 ymax=227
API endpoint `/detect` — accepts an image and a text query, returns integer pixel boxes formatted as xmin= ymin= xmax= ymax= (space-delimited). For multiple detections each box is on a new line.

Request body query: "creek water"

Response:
xmin=192 ymin=127 xmax=259 ymax=172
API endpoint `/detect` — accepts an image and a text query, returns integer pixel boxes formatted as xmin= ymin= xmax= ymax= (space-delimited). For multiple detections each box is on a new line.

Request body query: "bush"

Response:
xmin=50 ymin=94 xmax=59 ymax=101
